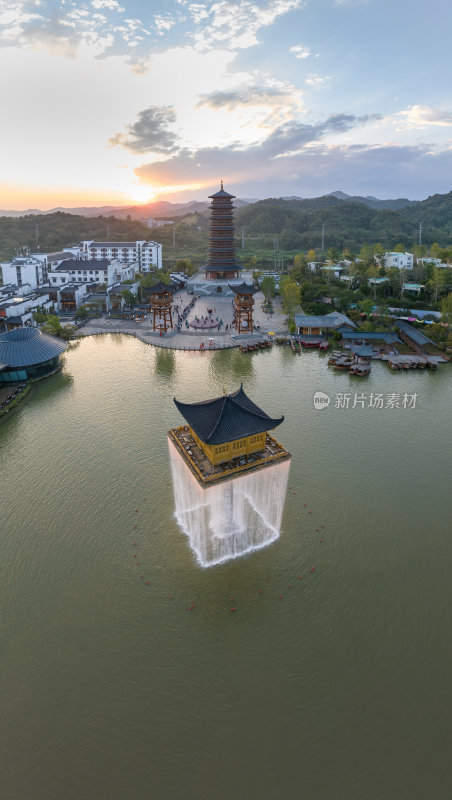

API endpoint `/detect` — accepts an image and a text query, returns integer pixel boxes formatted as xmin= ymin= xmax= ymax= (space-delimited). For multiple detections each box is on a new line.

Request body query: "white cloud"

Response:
xmin=392 ymin=105 xmax=452 ymax=130
xmin=193 ymin=0 xmax=305 ymax=52
xmin=290 ymin=44 xmax=310 ymax=59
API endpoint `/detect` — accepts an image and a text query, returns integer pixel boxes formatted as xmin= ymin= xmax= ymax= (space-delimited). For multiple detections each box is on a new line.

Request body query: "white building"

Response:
xmin=67 ymin=240 xmax=162 ymax=271
xmin=47 ymin=259 xmax=138 ymax=287
xmin=145 ymin=219 xmax=174 ymax=229
xmin=0 ymin=290 xmax=53 ymax=329
xmin=1 ymin=256 xmax=46 ymax=289
xmin=384 ymin=252 xmax=414 ymax=270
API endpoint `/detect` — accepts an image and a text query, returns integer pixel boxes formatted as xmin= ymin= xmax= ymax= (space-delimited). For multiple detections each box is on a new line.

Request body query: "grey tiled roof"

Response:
xmin=294 ymin=312 xmax=356 ymax=329
xmin=395 ymin=320 xmax=435 ymax=346
xmin=0 ymin=327 xmax=67 ymax=367
xmin=174 ymin=384 xmax=284 ymax=445
xmin=341 ymin=331 xmax=401 ymax=343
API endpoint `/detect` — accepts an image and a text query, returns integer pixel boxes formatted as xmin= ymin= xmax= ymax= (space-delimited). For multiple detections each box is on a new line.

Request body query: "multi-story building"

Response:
xmin=1 ymin=256 xmax=46 ymax=289
xmin=47 ymin=259 xmax=137 ymax=287
xmin=66 ymin=240 xmax=162 ymax=271
xmin=384 ymin=252 xmax=414 ymax=270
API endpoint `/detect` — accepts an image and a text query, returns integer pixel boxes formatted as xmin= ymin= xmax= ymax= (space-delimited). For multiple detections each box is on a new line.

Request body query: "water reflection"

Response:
xmin=154 ymin=348 xmax=175 ymax=379
xmin=208 ymin=347 xmax=255 ymax=385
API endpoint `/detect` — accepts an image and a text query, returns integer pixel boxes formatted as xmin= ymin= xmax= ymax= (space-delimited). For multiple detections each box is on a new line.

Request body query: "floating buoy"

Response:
xmin=134 ymin=542 xmax=137 ymax=545
xmin=259 ymin=589 xmax=263 ymax=593
xmin=230 ymin=597 xmax=234 ymax=602
xmin=308 ymin=510 xmax=312 ymax=514
xmin=310 ymin=566 xmax=315 ymax=572
xmin=133 ymin=554 xmax=136 ymax=557
xmin=135 ymin=508 xmax=138 ymax=512
xmin=321 ymin=525 xmax=324 ymax=529
xmin=145 ymin=581 xmax=149 ymax=585
xmin=316 ymin=528 xmax=319 ymax=532
xmin=320 ymin=539 xmax=323 ymax=543
xmin=289 ymin=584 xmax=292 ymax=588
xmin=141 ymin=575 xmax=144 ymax=578
xmin=298 ymin=575 xmax=303 ymax=580
xmin=134 ymin=525 xmax=137 ymax=529
xmin=169 ymin=594 xmax=173 ymax=599
xmin=137 ymin=562 xmax=140 ymax=565
xmin=304 ymin=503 xmax=307 ymax=507
xmin=229 ymin=608 xmax=236 ymax=612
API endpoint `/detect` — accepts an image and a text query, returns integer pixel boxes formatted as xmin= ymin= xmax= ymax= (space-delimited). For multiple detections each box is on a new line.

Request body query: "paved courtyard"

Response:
xmin=78 ymin=288 xmax=288 ymax=350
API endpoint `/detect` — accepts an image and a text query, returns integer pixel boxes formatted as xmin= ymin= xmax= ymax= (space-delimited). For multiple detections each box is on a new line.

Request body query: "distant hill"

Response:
xmin=0 ymin=197 xmax=252 ymax=220
xmin=328 ymin=191 xmax=416 ymax=211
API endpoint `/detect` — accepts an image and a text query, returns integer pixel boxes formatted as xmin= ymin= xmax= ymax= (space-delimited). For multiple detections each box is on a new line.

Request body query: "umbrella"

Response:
xmin=268 ymin=331 xmax=276 ymax=336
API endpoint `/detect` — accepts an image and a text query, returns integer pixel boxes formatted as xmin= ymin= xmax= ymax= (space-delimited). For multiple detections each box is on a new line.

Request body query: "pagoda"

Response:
xmin=231 ymin=282 xmax=259 ymax=333
xmin=143 ymin=281 xmax=173 ymax=333
xmin=205 ymin=181 xmax=241 ymax=280
xmin=168 ymin=384 xmax=290 ymax=486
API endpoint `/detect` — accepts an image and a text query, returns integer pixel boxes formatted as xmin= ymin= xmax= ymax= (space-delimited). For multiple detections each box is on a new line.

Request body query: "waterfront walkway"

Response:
xmin=76 ymin=289 xmax=288 ymax=350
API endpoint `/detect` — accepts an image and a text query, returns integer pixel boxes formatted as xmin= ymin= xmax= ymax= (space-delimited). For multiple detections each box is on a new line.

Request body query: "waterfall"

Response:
xmin=168 ymin=439 xmax=291 ymax=567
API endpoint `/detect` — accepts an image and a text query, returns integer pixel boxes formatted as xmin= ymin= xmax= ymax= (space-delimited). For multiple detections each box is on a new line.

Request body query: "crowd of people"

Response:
xmin=1 ymin=382 xmax=26 ymax=409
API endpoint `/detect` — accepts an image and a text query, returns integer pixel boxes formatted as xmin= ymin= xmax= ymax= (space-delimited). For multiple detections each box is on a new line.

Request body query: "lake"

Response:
xmin=1 ymin=335 xmax=451 ymax=800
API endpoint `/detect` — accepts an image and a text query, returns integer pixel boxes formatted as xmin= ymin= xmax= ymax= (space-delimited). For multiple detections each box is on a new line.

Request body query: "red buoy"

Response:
xmin=279 ymin=595 xmax=283 ymax=599
xmin=145 ymin=581 xmax=149 ymax=585
xmin=259 ymin=589 xmax=263 ymax=593
xmin=298 ymin=575 xmax=303 ymax=580
xmin=133 ymin=554 xmax=136 ymax=557
xmin=137 ymin=562 xmax=140 ymax=565
xmin=316 ymin=528 xmax=319 ymax=532
xmin=304 ymin=503 xmax=307 ymax=507
xmin=320 ymin=539 xmax=323 ymax=543
xmin=135 ymin=508 xmax=138 ymax=512
xmin=289 ymin=584 xmax=292 ymax=588
xmin=229 ymin=608 xmax=236 ymax=612
xmin=310 ymin=566 xmax=315 ymax=572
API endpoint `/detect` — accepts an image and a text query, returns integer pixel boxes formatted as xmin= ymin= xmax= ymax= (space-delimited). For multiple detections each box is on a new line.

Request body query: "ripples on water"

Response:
xmin=0 ymin=336 xmax=451 ymax=800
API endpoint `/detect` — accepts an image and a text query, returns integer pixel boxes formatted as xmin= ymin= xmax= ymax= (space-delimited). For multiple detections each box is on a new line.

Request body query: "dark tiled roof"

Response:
xmin=174 ymin=384 xmax=284 ymax=445
xmin=230 ymin=282 xmax=258 ymax=295
xmin=395 ymin=320 xmax=435 ymax=346
xmin=341 ymin=331 xmax=401 ymax=343
xmin=0 ymin=327 xmax=67 ymax=367
xmin=351 ymin=345 xmax=374 ymax=357
xmin=53 ymin=259 xmax=110 ymax=271
xmin=208 ymin=186 xmax=235 ymax=199
xmin=142 ymin=281 xmax=173 ymax=295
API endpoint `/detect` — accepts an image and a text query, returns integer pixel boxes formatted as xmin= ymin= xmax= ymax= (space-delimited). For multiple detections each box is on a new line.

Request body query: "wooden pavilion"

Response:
xmin=169 ymin=384 xmax=290 ymax=485
xmin=231 ymin=282 xmax=259 ymax=333
xmin=143 ymin=281 xmax=173 ymax=333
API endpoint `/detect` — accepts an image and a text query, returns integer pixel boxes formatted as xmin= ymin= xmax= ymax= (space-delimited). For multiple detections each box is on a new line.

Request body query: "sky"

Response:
xmin=1 ymin=0 xmax=451 ymax=209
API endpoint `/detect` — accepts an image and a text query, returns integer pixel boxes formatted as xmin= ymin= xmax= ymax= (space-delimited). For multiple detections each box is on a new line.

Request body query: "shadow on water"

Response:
xmin=154 ymin=347 xmax=175 ymax=379
xmin=208 ymin=347 xmax=255 ymax=386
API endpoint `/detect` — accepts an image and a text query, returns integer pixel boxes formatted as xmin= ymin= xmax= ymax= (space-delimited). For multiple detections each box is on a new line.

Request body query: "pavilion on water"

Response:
xmin=142 ymin=281 xmax=173 ymax=333
xmin=168 ymin=384 xmax=290 ymax=486
xmin=204 ymin=182 xmax=242 ymax=281
xmin=231 ymin=282 xmax=259 ymax=333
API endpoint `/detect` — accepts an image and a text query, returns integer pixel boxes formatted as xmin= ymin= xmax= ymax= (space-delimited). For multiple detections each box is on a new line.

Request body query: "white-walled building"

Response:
xmin=66 ymin=240 xmax=162 ymax=271
xmin=1 ymin=256 xmax=46 ymax=289
xmin=47 ymin=259 xmax=138 ymax=287
xmin=145 ymin=219 xmax=174 ymax=229
xmin=384 ymin=252 xmax=414 ymax=270
xmin=0 ymin=290 xmax=53 ymax=329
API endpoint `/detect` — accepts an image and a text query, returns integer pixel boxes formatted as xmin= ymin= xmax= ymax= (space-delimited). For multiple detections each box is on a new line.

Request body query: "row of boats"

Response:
xmin=388 ymin=357 xmax=437 ymax=371
xmin=239 ymin=340 xmax=273 ymax=353
xmin=328 ymin=351 xmax=371 ymax=376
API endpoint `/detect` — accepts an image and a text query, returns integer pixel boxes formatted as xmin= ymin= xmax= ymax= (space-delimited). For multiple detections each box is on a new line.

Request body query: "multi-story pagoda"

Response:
xmin=231 ymin=282 xmax=259 ymax=333
xmin=143 ymin=281 xmax=173 ymax=333
xmin=168 ymin=384 xmax=290 ymax=486
xmin=205 ymin=181 xmax=241 ymax=280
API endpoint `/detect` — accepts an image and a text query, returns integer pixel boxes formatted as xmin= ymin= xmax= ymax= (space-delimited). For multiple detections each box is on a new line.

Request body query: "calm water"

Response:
xmin=1 ymin=336 xmax=451 ymax=800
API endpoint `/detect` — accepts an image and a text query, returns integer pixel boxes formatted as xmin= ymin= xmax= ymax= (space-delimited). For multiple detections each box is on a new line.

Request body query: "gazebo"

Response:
xmin=231 ymin=283 xmax=259 ymax=333
xmin=143 ymin=281 xmax=173 ymax=333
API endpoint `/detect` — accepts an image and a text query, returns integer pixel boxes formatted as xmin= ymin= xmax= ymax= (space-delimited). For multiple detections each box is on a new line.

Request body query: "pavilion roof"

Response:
xmin=142 ymin=281 xmax=173 ymax=294
xmin=229 ymin=282 xmax=258 ymax=295
xmin=0 ymin=326 xmax=67 ymax=368
xmin=173 ymin=384 xmax=284 ymax=445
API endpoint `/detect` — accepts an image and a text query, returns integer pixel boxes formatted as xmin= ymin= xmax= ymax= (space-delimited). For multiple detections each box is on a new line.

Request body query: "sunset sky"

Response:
xmin=1 ymin=0 xmax=451 ymax=209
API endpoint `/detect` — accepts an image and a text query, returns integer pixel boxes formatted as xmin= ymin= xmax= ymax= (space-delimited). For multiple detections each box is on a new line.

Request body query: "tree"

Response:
xmin=121 ymin=289 xmax=136 ymax=307
xmin=394 ymin=243 xmax=405 ymax=253
xmin=75 ymin=305 xmax=89 ymax=320
xmin=307 ymin=249 xmax=317 ymax=263
xmin=280 ymin=277 xmax=300 ymax=319
xmin=261 ymin=276 xmax=275 ymax=305
xmin=441 ymin=292 xmax=452 ymax=334
xmin=427 ymin=266 xmax=446 ymax=303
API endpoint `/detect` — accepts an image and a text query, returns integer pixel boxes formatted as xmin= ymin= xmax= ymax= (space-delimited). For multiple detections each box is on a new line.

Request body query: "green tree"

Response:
xmin=261 ymin=276 xmax=275 ymax=305
xmin=441 ymin=292 xmax=452 ymax=334
xmin=394 ymin=243 xmax=405 ymax=253
xmin=427 ymin=266 xmax=446 ymax=303
xmin=121 ymin=289 xmax=136 ymax=307
xmin=280 ymin=277 xmax=300 ymax=319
